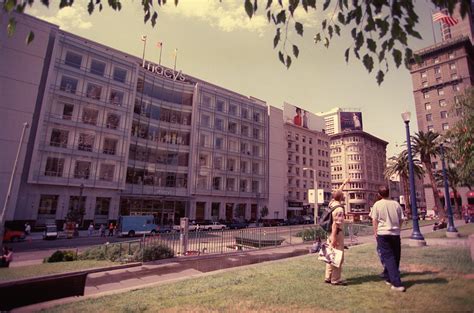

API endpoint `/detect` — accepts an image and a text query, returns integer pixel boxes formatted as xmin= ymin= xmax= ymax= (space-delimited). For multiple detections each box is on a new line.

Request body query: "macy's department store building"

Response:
xmin=0 ymin=12 xmax=269 ymax=228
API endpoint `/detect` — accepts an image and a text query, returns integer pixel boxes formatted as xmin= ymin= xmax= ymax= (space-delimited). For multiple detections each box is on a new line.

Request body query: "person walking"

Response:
xmin=324 ymin=178 xmax=349 ymax=286
xmin=108 ymin=223 xmax=114 ymax=237
xmin=99 ymin=224 xmax=106 ymax=237
xmin=88 ymin=223 xmax=94 ymax=237
xmin=370 ymin=185 xmax=406 ymax=292
xmin=0 ymin=246 xmax=13 ymax=267
xmin=24 ymin=223 xmax=31 ymax=236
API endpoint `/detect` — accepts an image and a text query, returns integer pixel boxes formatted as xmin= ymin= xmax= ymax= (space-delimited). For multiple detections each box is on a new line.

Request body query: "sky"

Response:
xmin=26 ymin=0 xmax=442 ymax=158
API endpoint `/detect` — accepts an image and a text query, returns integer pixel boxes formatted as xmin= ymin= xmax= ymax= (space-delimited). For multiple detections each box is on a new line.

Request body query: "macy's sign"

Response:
xmin=141 ymin=61 xmax=186 ymax=82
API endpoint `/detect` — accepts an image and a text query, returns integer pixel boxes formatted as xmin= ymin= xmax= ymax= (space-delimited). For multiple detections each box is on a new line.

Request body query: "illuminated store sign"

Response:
xmin=141 ymin=61 xmax=186 ymax=82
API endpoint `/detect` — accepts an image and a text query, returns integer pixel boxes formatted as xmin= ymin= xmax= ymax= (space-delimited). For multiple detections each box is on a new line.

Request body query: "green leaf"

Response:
xmin=323 ymin=0 xmax=330 ymax=10
xmin=4 ymin=0 xmax=16 ymax=12
xmin=376 ymin=70 xmax=385 ymax=85
xmin=344 ymin=48 xmax=350 ymax=63
xmin=328 ymin=25 xmax=333 ymax=38
xmin=7 ymin=18 xmax=16 ymax=37
xmin=144 ymin=11 xmax=150 ymax=23
xmin=245 ymin=0 xmax=253 ymax=18
xmin=26 ymin=31 xmax=35 ymax=45
xmin=337 ymin=12 xmax=345 ymax=24
xmin=276 ymin=10 xmax=286 ymax=24
xmin=392 ymin=49 xmax=402 ymax=68
xmin=278 ymin=51 xmax=285 ymax=64
xmin=293 ymin=44 xmax=299 ymax=58
xmin=87 ymin=0 xmax=94 ymax=14
xmin=273 ymin=29 xmax=281 ymax=48
xmin=313 ymin=33 xmax=321 ymax=44
xmin=324 ymin=37 xmax=330 ymax=48
xmin=295 ymin=22 xmax=303 ymax=36
xmin=362 ymin=54 xmax=374 ymax=73
xmin=367 ymin=38 xmax=376 ymax=53
xmin=175 ymin=0 xmax=179 ymax=6
xmin=266 ymin=0 xmax=273 ymax=9
xmin=322 ymin=19 xmax=327 ymax=30
xmin=254 ymin=0 xmax=258 ymax=12
xmin=334 ymin=24 xmax=340 ymax=36
xmin=286 ymin=55 xmax=292 ymax=68
xmin=151 ymin=12 xmax=158 ymax=27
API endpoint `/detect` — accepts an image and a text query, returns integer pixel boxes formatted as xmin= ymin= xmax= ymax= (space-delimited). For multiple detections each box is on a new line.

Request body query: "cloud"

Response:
xmin=35 ymin=6 xmax=93 ymax=30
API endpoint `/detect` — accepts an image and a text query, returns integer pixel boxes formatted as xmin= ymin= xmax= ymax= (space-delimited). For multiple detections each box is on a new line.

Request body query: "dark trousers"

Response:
xmin=376 ymin=235 xmax=402 ymax=287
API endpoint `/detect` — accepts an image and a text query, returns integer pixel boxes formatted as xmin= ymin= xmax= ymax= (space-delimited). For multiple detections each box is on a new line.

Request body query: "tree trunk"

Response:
xmin=402 ymin=175 xmax=411 ymax=217
xmin=452 ymin=188 xmax=461 ymax=218
xmin=425 ymin=162 xmax=445 ymax=218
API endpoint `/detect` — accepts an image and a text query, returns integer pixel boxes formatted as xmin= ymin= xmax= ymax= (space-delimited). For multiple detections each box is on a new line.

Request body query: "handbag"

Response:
xmin=317 ymin=243 xmax=343 ymax=268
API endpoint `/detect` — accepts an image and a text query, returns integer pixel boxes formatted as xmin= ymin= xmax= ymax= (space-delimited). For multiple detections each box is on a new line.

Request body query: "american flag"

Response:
xmin=432 ymin=12 xmax=458 ymax=26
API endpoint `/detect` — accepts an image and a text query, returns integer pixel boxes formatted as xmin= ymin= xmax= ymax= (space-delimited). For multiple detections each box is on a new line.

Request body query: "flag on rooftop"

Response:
xmin=432 ymin=12 xmax=458 ymax=26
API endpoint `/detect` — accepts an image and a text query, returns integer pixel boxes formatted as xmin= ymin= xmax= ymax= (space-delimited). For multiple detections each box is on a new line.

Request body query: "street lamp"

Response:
xmin=439 ymin=142 xmax=458 ymax=237
xmin=401 ymin=111 xmax=426 ymax=246
xmin=303 ymin=167 xmax=318 ymax=224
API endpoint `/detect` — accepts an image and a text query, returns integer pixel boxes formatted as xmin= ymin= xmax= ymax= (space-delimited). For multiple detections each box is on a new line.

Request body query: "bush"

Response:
xmin=45 ymin=250 xmax=77 ymax=263
xmin=79 ymin=243 xmax=141 ymax=262
xmin=296 ymin=226 xmax=327 ymax=241
xmin=136 ymin=244 xmax=174 ymax=262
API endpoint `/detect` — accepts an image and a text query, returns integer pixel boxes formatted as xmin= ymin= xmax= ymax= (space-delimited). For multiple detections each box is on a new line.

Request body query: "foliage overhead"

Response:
xmin=2 ymin=0 xmax=472 ymax=85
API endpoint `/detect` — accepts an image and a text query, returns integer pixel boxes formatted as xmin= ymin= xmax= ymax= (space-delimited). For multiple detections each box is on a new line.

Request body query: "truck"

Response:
xmin=117 ymin=215 xmax=158 ymax=237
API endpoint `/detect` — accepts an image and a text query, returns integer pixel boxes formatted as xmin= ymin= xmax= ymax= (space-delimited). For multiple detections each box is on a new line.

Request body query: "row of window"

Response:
xmin=288 ymin=166 xmax=330 ymax=178
xmin=420 ymin=60 xmax=456 ymax=79
xmin=201 ymin=93 xmax=265 ymax=124
xmin=126 ymin=168 xmax=188 ymax=188
xmin=44 ymin=157 xmax=116 ymax=181
xmin=427 ymin=123 xmax=450 ymax=132
xmin=137 ymin=78 xmax=193 ymax=106
xmin=129 ymin=145 xmax=189 ymax=166
xmin=426 ymin=111 xmax=450 ymax=122
xmin=287 ymin=132 xmax=329 ymax=146
xmin=288 ymin=143 xmax=329 ymax=157
xmin=288 ymin=155 xmax=329 ymax=167
xmin=196 ymin=175 xmax=262 ymax=193
xmin=287 ymin=179 xmax=331 ymax=190
xmin=131 ymin=122 xmax=191 ymax=146
xmin=199 ymin=154 xmax=263 ymax=175
xmin=133 ymin=101 xmax=192 ymax=125
xmin=64 ymin=51 xmax=128 ymax=83
xmin=200 ymin=115 xmax=263 ymax=139
xmin=38 ymin=194 xmax=111 ymax=216
xmin=60 ymin=75 xmax=128 ymax=106
xmin=50 ymin=128 xmax=120 ymax=156
xmin=199 ymin=133 xmax=264 ymax=157
xmin=422 ymin=84 xmax=461 ymax=99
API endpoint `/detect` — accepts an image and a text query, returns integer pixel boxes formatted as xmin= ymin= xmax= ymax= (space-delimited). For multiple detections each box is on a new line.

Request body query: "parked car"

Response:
xmin=3 ymin=229 xmax=26 ymax=242
xmin=262 ymin=219 xmax=281 ymax=227
xmin=200 ymin=221 xmax=227 ymax=231
xmin=43 ymin=224 xmax=58 ymax=240
xmin=157 ymin=225 xmax=174 ymax=233
xmin=226 ymin=220 xmax=248 ymax=229
xmin=287 ymin=216 xmax=305 ymax=225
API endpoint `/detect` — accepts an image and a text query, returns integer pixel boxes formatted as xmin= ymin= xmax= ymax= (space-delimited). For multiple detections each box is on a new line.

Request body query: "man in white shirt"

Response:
xmin=370 ymin=185 xmax=405 ymax=292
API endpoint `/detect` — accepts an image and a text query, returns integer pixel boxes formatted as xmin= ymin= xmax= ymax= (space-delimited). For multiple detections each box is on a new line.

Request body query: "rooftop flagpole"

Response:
xmin=141 ymin=35 xmax=147 ymax=66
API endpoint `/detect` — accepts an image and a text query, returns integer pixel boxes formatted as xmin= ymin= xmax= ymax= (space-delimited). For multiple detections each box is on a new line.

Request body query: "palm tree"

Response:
xmin=412 ymin=131 xmax=444 ymax=218
xmin=384 ymin=150 xmax=424 ymax=216
xmin=434 ymin=151 xmax=462 ymax=218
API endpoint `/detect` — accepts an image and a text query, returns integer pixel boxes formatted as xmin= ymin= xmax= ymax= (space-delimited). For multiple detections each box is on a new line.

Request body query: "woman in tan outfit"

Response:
xmin=325 ymin=179 xmax=348 ymax=286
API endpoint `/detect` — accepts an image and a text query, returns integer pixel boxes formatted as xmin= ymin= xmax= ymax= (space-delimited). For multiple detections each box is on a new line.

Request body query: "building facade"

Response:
xmin=409 ymin=6 xmax=474 ymax=212
xmin=1 ymin=12 xmax=269 ymax=228
xmin=330 ymin=131 xmax=388 ymax=220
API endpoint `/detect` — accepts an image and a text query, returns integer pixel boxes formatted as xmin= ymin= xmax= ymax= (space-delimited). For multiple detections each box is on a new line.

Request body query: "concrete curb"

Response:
xmin=469 ymin=234 xmax=474 ymax=262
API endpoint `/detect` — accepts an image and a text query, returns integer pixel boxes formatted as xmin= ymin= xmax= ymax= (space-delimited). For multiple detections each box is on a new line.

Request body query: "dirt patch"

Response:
xmin=401 ymin=263 xmax=442 ymax=274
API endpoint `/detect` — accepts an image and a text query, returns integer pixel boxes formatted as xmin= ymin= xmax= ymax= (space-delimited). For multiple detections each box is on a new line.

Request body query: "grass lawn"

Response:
xmin=402 ymin=219 xmax=435 ymax=230
xmin=423 ymin=223 xmax=474 ymax=239
xmin=0 ymin=260 xmax=115 ymax=282
xmin=44 ymin=243 xmax=474 ymax=313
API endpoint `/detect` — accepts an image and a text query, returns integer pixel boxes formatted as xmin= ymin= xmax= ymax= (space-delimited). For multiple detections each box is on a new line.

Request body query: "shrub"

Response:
xmin=78 ymin=246 xmax=106 ymax=261
xmin=79 ymin=243 xmax=141 ymax=262
xmin=296 ymin=226 xmax=327 ymax=241
xmin=136 ymin=244 xmax=174 ymax=262
xmin=45 ymin=250 xmax=77 ymax=263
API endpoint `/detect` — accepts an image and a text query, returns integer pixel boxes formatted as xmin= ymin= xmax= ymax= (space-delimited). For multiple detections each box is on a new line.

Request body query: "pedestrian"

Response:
xmin=88 ymin=223 xmax=94 ymax=237
xmin=324 ymin=178 xmax=349 ymax=286
xmin=108 ymin=223 xmax=114 ymax=237
xmin=370 ymin=193 xmax=387 ymax=280
xmin=24 ymin=223 xmax=31 ymax=236
xmin=99 ymin=224 xmax=106 ymax=237
xmin=370 ymin=185 xmax=406 ymax=292
xmin=0 ymin=246 xmax=13 ymax=268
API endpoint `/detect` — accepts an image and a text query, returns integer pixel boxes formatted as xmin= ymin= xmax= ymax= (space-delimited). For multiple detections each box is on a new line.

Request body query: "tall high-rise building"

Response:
xmin=409 ymin=4 xmax=473 ymax=211
xmin=316 ymin=107 xmax=363 ymax=135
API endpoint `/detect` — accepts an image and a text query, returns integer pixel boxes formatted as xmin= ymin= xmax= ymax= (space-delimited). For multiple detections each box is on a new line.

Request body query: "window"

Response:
xmin=199 ymin=134 xmax=207 ymax=147
xmin=239 ymin=179 xmax=247 ymax=192
xmin=227 ymin=159 xmax=236 ymax=171
xmin=113 ymin=67 xmax=127 ymax=83
xmin=229 ymin=104 xmax=237 ymax=115
xmin=106 ymin=113 xmax=120 ymax=129
xmin=65 ymin=51 xmax=82 ymax=69
xmin=453 ymin=84 xmax=460 ymax=92
xmin=241 ymin=108 xmax=248 ymax=119
xmin=215 ymin=137 xmax=223 ymax=149
xmin=86 ymin=83 xmax=102 ymax=100
xmin=99 ymin=164 xmax=115 ymax=181
xmin=82 ymin=108 xmax=99 ymax=125
xmin=74 ymin=161 xmax=91 ymax=179
xmin=422 ymin=81 xmax=428 ymax=87
xmin=202 ymin=95 xmax=211 ymax=106
xmin=309 ymin=148 xmax=313 ymax=155
xmin=197 ymin=175 xmax=208 ymax=189
xmin=38 ymin=195 xmax=58 ymax=215
xmin=434 ymin=57 xmax=439 ymax=64
xmin=442 ymin=123 xmax=449 ymax=130
xmin=201 ymin=115 xmax=210 ymax=127
xmin=63 ymin=103 xmax=74 ymax=120
xmin=421 ymin=71 xmax=427 ymax=78
xmin=425 ymin=114 xmax=432 ymax=122
xmin=213 ymin=177 xmax=221 ymax=190
xmin=251 ymin=180 xmax=259 ymax=193
xmin=78 ymin=133 xmax=95 ymax=152
xmin=449 ymin=52 xmax=455 ymax=59
xmin=90 ymin=60 xmax=106 ymax=76
xmin=226 ymin=178 xmax=235 ymax=191
xmin=228 ymin=122 xmax=237 ymax=133
xmin=434 ymin=66 xmax=441 ymax=74
xmin=60 ymin=76 xmax=78 ymax=93
xmin=440 ymin=111 xmax=448 ymax=119
xmin=437 ymin=88 xmax=444 ymax=96
xmin=110 ymin=90 xmax=124 ymax=105
xmin=216 ymin=100 xmax=224 ymax=112
xmin=252 ymin=162 xmax=259 ymax=174
xmin=252 ymin=145 xmax=259 ymax=157
xmin=427 ymin=125 xmax=434 ymax=132
xmin=103 ymin=138 xmax=117 ymax=155
xmin=253 ymin=112 xmax=260 ymax=122
xmin=214 ymin=157 xmax=222 ymax=169
xmin=451 ymin=73 xmax=458 ymax=80
xmin=423 ymin=92 xmax=429 ymax=99
xmin=95 ymin=197 xmax=110 ymax=215
xmin=439 ymin=99 xmax=447 ymax=107
xmin=241 ymin=161 xmax=247 ymax=173
xmin=424 ymin=102 xmax=431 ymax=110
xmin=436 ymin=77 xmax=442 ymax=84
xmin=45 ymin=157 xmax=64 ymax=177
xmin=449 ymin=62 xmax=456 ymax=70
xmin=241 ymin=125 xmax=249 ymax=136
xmin=50 ymin=129 xmax=68 ymax=148
xmin=199 ymin=154 xmax=208 ymax=166
xmin=215 ymin=118 xmax=224 ymax=131
xmin=253 ymin=128 xmax=259 ymax=139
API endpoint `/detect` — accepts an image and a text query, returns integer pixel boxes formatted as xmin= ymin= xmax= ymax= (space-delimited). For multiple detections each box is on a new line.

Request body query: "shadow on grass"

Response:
xmin=346 ymin=271 xmax=447 ymax=289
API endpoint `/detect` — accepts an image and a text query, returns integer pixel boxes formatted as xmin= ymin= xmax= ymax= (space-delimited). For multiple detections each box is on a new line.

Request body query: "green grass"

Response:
xmin=0 ymin=260 xmax=115 ymax=282
xmin=423 ymin=223 xmax=474 ymax=239
xmin=402 ymin=219 xmax=435 ymax=230
xmin=43 ymin=244 xmax=474 ymax=313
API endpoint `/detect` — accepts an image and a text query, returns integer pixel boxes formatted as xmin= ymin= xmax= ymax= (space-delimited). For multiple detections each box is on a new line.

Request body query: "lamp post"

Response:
xmin=401 ymin=112 xmax=426 ymax=246
xmin=439 ymin=142 xmax=458 ymax=237
xmin=303 ymin=167 xmax=318 ymax=225
xmin=0 ymin=122 xmax=29 ymax=251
